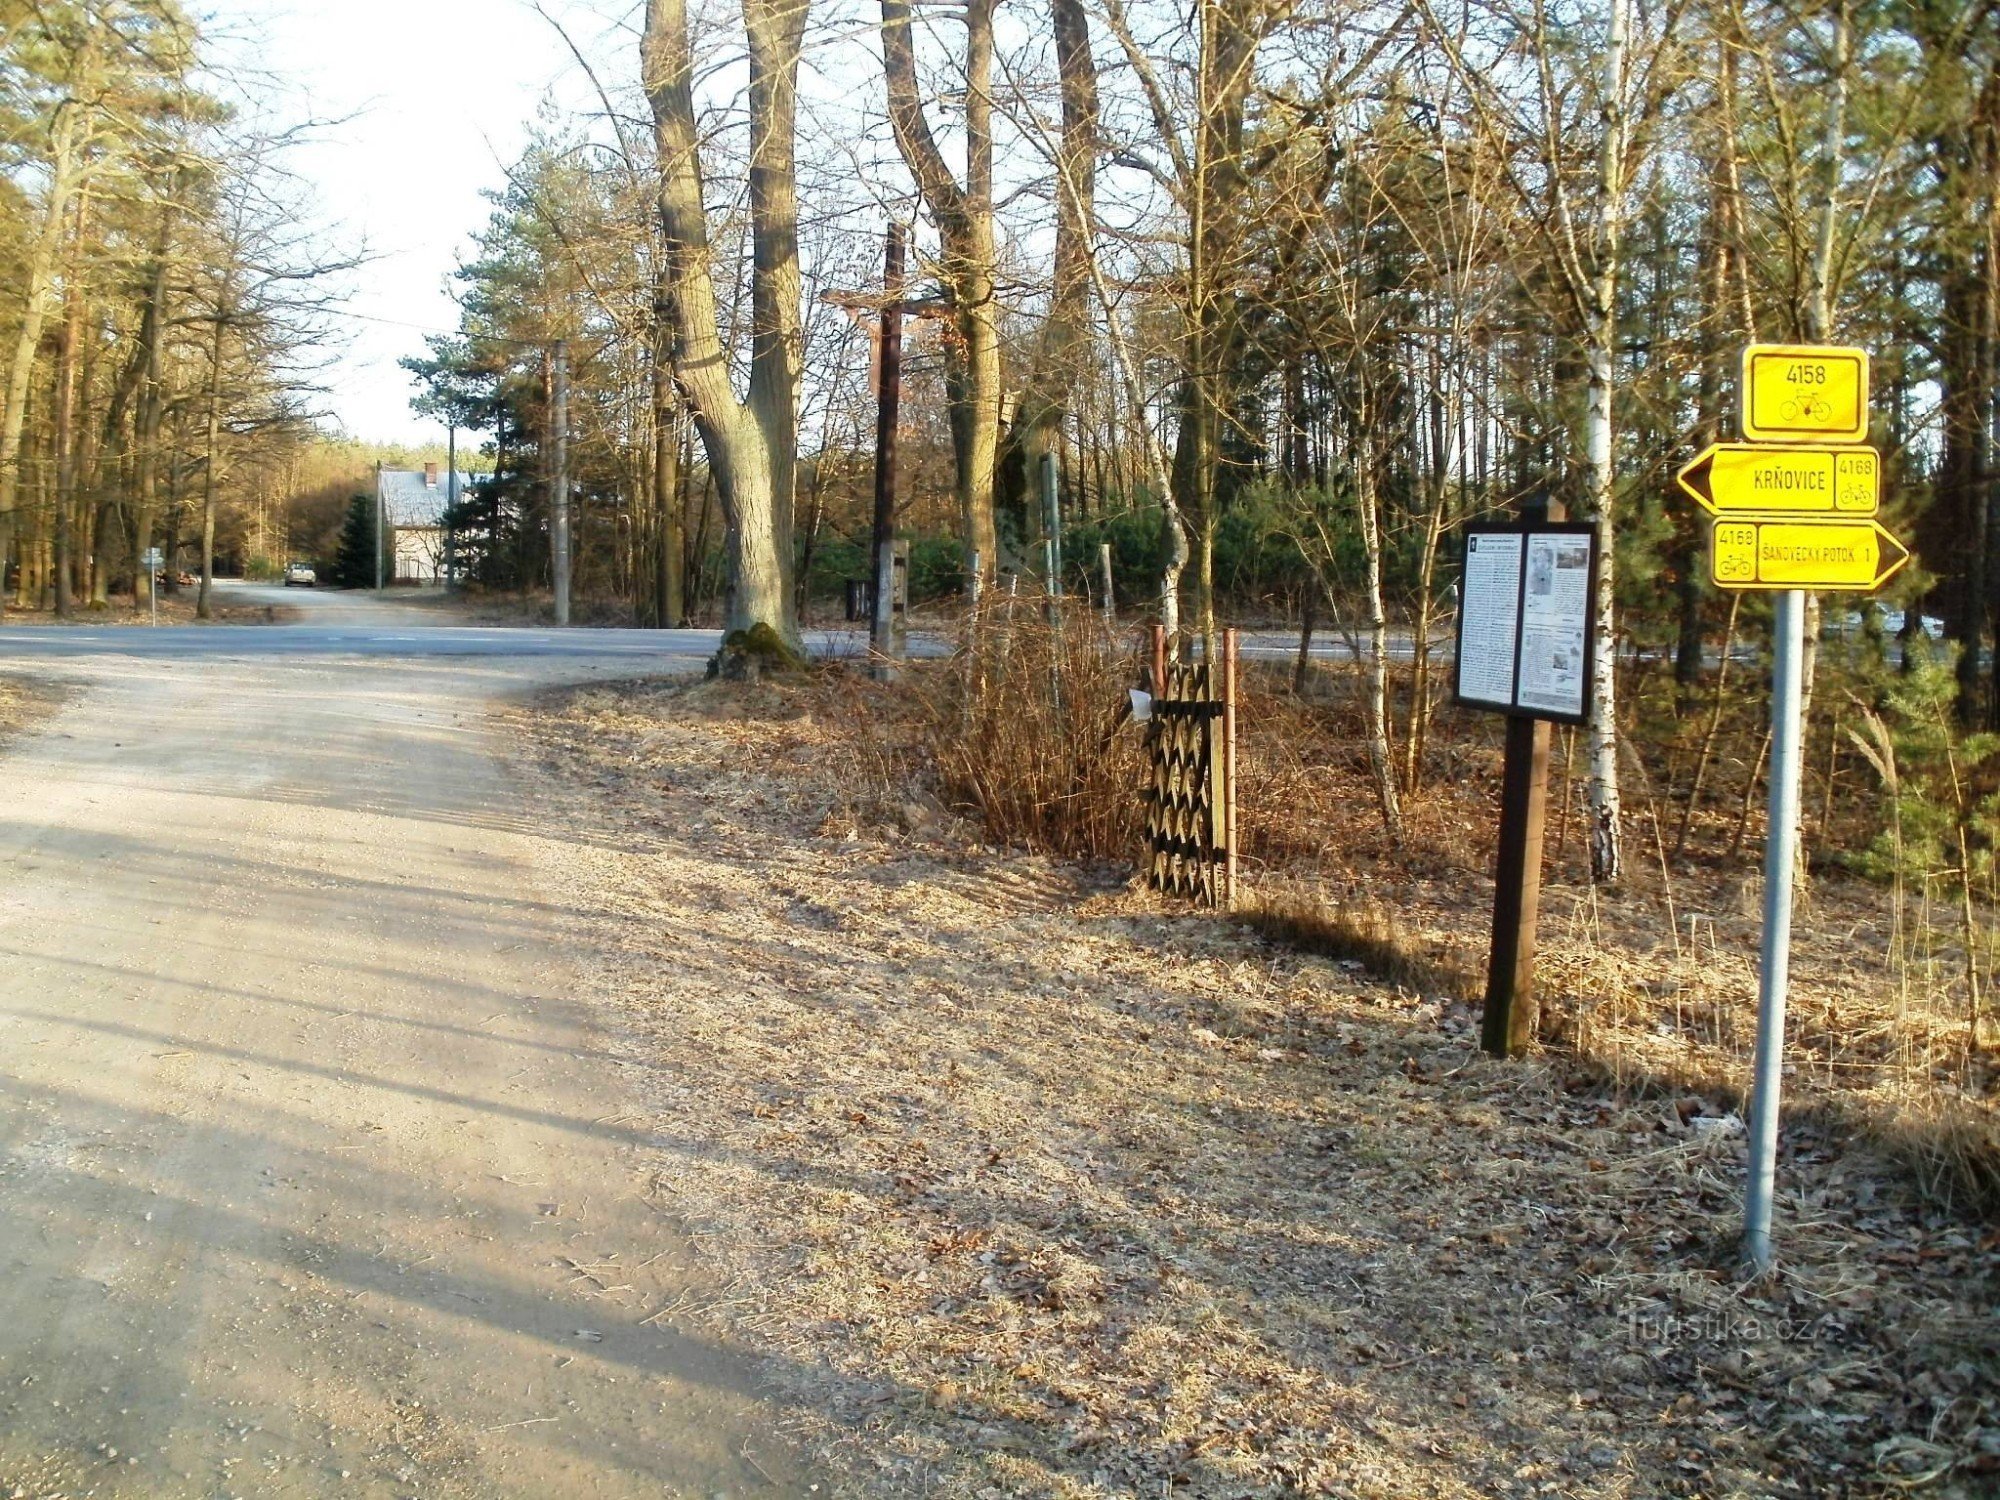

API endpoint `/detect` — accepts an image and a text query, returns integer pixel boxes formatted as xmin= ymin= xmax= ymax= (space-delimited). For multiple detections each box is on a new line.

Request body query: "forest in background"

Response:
xmin=4 ymin=0 xmax=1997 ymax=896
xmin=384 ymin=0 xmax=1996 ymax=896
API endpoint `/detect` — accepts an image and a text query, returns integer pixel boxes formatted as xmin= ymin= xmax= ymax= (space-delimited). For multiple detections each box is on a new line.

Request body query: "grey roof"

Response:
xmin=377 ymin=470 xmax=476 ymax=528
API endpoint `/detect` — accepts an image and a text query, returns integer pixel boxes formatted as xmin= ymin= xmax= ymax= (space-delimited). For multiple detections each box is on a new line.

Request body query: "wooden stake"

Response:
xmin=1482 ymin=494 xmax=1561 ymax=1058
xmin=1223 ymin=627 xmax=1239 ymax=909
xmin=1483 ymin=712 xmax=1553 ymax=1056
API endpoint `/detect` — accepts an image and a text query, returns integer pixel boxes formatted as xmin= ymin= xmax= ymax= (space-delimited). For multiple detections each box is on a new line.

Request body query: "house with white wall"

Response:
xmin=376 ymin=465 xmax=473 ymax=583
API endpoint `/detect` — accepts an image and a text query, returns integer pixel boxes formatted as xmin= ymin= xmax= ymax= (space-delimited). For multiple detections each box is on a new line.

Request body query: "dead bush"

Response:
xmin=904 ymin=602 xmax=1146 ymax=862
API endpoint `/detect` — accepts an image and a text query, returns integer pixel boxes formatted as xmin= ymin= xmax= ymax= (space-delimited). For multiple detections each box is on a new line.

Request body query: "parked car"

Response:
xmin=284 ymin=562 xmax=316 ymax=587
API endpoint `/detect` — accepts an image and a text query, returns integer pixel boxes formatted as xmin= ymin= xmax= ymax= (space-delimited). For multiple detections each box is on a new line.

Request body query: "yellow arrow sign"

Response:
xmin=1710 ymin=517 xmax=1910 ymax=592
xmin=1676 ymin=443 xmax=1879 ymax=517
xmin=1741 ymin=344 xmax=1869 ymax=444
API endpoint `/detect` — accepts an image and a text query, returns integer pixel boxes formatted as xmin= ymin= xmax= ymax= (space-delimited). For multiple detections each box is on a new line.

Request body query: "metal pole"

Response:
xmin=1745 ymin=587 xmax=1805 ymax=1272
xmin=872 ymin=225 xmax=904 ymax=678
xmin=374 ymin=460 xmax=384 ymax=592
xmin=150 ymin=567 xmax=157 ymax=627
xmin=551 ymin=339 xmax=571 ymax=626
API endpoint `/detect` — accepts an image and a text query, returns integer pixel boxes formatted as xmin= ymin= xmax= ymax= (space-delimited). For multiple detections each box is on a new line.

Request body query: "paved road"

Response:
xmin=0 ymin=579 xmax=1446 ymax=667
xmin=0 ymin=579 xmax=880 ymax=662
xmin=0 ymin=586 xmax=813 ymax=1497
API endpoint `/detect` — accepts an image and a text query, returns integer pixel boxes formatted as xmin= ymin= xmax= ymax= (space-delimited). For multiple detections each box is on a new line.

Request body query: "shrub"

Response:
xmin=909 ymin=603 xmax=1145 ymax=861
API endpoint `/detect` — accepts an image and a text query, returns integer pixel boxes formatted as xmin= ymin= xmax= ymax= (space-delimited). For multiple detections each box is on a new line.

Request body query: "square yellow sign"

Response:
xmin=1741 ymin=344 xmax=1869 ymax=444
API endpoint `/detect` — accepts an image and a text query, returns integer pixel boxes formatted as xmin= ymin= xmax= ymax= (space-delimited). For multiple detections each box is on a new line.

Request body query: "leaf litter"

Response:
xmin=510 ymin=674 xmax=1998 ymax=1499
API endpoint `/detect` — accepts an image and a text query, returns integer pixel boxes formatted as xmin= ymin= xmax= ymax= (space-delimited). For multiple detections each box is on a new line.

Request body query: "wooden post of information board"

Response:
xmin=1481 ymin=495 xmax=1562 ymax=1057
xmin=1222 ymin=627 xmax=1239 ymax=909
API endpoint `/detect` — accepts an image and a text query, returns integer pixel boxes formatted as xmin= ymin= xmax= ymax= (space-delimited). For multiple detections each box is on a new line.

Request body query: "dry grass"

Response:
xmin=515 ymin=671 xmax=2000 ymax=1498
xmin=827 ymin=635 xmax=2000 ymax=1221
xmin=904 ymin=603 xmax=1148 ymax=863
xmin=1235 ymin=882 xmax=1483 ymax=1003
xmin=0 ymin=673 xmax=64 ymax=746
xmin=0 ymin=593 xmax=299 ymax=626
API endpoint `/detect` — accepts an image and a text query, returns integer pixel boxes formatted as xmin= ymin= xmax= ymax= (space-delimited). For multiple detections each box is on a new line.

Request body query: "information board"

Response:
xmin=1454 ymin=522 xmax=1599 ymax=725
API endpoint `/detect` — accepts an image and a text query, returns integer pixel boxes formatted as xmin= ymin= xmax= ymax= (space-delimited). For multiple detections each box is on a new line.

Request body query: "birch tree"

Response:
xmin=1419 ymin=0 xmax=1684 ymax=882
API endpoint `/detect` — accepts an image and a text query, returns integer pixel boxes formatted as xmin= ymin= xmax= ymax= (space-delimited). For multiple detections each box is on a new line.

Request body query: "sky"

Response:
xmin=198 ymin=0 xmax=618 ymax=448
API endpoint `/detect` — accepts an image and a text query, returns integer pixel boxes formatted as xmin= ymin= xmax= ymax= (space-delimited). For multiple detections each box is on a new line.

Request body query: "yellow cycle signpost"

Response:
xmin=1709 ymin=517 xmax=1909 ymax=592
xmin=1676 ymin=443 xmax=1879 ymax=516
xmin=1741 ymin=344 xmax=1869 ymax=443
xmin=1679 ymin=344 xmax=1915 ymax=1274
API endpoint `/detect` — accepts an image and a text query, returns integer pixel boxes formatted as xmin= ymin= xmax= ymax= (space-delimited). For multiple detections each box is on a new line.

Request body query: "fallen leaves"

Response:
xmin=518 ymin=674 xmax=2000 ymax=1500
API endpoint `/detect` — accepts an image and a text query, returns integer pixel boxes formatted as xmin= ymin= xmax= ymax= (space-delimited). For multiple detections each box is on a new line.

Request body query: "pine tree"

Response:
xmin=331 ymin=494 xmax=376 ymax=589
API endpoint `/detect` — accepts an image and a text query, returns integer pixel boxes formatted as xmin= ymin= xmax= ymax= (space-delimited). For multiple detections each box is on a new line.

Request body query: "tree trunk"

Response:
xmin=996 ymin=0 xmax=1097 ymax=553
xmin=197 ymin=304 xmax=224 ymax=619
xmin=52 ymin=239 xmax=81 ymax=619
xmin=1357 ymin=424 xmax=1401 ymax=841
xmin=643 ymin=0 xmax=803 ymax=646
xmin=1584 ymin=0 xmax=1629 ymax=885
xmin=0 ymin=115 xmax=81 ymax=608
xmin=881 ymin=0 xmax=1000 ymax=580
xmin=132 ymin=223 xmax=169 ymax=613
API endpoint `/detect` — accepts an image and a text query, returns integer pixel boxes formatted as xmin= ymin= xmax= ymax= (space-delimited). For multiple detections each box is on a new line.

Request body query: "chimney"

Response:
xmin=424 ymin=462 xmax=439 ymax=488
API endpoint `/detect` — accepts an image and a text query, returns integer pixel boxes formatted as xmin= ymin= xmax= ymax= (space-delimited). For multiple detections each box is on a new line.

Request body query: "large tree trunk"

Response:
xmin=642 ymin=0 xmax=803 ymax=646
xmin=881 ymin=0 xmax=1000 ymax=579
xmin=52 ymin=237 xmax=82 ymax=619
xmin=996 ymin=0 xmax=1097 ymax=552
xmin=0 ymin=116 xmax=81 ymax=609
xmin=196 ymin=304 xmax=225 ymax=619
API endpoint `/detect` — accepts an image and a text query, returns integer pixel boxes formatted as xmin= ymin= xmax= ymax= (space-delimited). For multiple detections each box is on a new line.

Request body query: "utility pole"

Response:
xmin=374 ymin=459 xmax=384 ymax=592
xmin=445 ymin=423 xmax=457 ymax=589
xmin=551 ymin=339 xmax=571 ymax=626
xmin=871 ymin=225 xmax=904 ymax=678
xmin=1041 ymin=451 xmax=1063 ymax=598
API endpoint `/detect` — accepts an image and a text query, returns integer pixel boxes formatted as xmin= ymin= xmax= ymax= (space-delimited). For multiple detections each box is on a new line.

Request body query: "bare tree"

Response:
xmin=881 ymin=0 xmax=1002 ymax=579
xmin=642 ymin=0 xmax=809 ymax=647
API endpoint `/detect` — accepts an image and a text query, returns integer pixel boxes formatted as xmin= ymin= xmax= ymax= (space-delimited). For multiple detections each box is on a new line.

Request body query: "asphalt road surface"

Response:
xmin=0 ymin=579 xmax=1435 ymax=666
xmin=0 ymin=584 xmax=814 ymax=1497
xmin=0 ymin=579 xmax=876 ymax=662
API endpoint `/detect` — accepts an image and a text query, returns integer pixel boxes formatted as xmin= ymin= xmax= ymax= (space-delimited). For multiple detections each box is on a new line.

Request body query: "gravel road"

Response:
xmin=0 ymin=587 xmax=813 ymax=1498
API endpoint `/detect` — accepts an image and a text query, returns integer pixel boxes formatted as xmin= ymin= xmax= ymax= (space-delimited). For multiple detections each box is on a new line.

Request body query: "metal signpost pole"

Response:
xmin=1744 ymin=588 xmax=1805 ymax=1271
xmin=1678 ymin=343 xmax=1897 ymax=1270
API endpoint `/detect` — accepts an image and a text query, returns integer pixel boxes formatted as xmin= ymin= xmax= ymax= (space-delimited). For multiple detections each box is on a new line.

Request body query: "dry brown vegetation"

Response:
xmin=517 ymin=661 xmax=1999 ymax=1499
xmin=0 ymin=594 xmax=299 ymax=626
